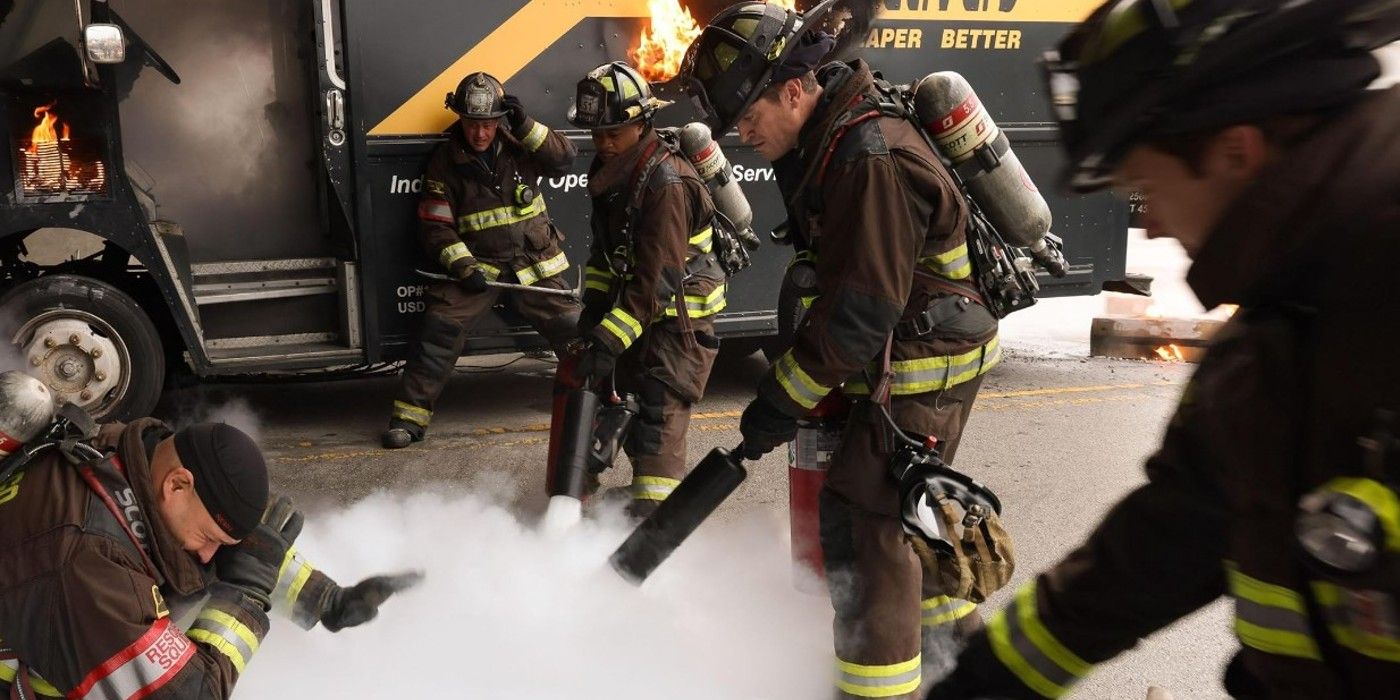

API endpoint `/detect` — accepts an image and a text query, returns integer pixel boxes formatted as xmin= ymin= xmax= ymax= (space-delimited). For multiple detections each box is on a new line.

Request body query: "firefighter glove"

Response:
xmin=458 ymin=267 xmax=490 ymax=293
xmin=574 ymin=339 xmax=618 ymax=384
xmin=739 ymin=394 xmax=798 ymax=460
xmin=503 ymin=94 xmax=528 ymax=130
xmin=214 ymin=494 xmax=303 ymax=612
xmin=321 ymin=570 xmax=425 ymax=632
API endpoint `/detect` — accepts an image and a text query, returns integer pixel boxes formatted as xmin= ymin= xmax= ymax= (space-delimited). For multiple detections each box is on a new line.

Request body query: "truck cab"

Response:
xmin=0 ymin=0 xmax=1127 ymax=420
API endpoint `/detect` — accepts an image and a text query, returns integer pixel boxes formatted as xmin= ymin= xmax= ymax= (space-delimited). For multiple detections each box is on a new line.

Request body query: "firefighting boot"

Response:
xmin=381 ymin=420 xmax=424 ymax=449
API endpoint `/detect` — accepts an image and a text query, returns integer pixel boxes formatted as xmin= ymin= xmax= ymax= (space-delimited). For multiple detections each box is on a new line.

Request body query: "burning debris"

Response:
xmin=16 ymin=101 xmax=108 ymax=198
xmin=630 ymin=0 xmax=704 ymax=82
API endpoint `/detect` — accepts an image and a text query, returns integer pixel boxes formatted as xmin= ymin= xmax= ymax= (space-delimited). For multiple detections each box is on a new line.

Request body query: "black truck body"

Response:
xmin=0 ymin=0 xmax=1126 ymax=419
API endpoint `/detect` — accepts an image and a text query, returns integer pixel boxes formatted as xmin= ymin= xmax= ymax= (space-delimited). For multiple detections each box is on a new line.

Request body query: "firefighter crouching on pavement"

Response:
xmin=927 ymin=1 xmax=1400 ymax=697
xmin=567 ymin=61 xmax=725 ymax=520
xmin=683 ymin=3 xmax=1001 ymax=696
xmin=384 ymin=71 xmax=581 ymax=448
xmin=0 ymin=373 xmax=418 ymax=698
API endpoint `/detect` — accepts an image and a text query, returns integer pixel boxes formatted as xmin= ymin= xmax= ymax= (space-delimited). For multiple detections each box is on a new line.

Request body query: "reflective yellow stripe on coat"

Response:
xmin=1227 ymin=563 xmax=1323 ymax=661
xmin=846 ymin=336 xmax=1001 ymax=397
xmin=987 ymin=581 xmax=1092 ymax=698
xmin=773 ymin=351 xmax=829 ymax=410
xmin=600 ymin=308 xmax=643 ymax=350
xmin=458 ymin=198 xmax=546 ymax=233
xmin=835 ymin=655 xmax=921 ymax=698
xmin=662 ymin=284 xmax=727 ymax=318
xmin=515 ymin=251 xmax=571 ymax=286
xmin=920 ymin=242 xmax=972 ymax=280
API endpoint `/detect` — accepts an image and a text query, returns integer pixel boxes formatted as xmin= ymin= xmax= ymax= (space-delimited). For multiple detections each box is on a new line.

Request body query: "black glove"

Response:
xmin=502 ymin=94 xmax=528 ymax=130
xmin=321 ymin=571 xmax=425 ymax=632
xmin=574 ymin=339 xmax=618 ymax=384
xmin=457 ymin=267 xmax=490 ymax=293
xmin=214 ymin=495 xmax=303 ymax=612
xmin=739 ymin=394 xmax=799 ymax=460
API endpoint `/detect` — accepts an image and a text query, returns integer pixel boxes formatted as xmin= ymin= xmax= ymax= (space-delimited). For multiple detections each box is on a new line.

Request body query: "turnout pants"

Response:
xmin=820 ymin=375 xmax=986 ymax=699
xmin=390 ymin=273 xmax=579 ymax=431
xmin=614 ymin=316 xmax=719 ymax=504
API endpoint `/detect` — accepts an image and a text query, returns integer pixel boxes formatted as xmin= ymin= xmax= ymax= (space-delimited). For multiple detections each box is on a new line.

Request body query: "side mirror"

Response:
xmin=84 ymin=23 xmax=126 ymax=64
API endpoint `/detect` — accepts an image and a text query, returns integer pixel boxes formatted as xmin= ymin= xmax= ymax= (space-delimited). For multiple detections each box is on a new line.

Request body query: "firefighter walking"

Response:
xmin=927 ymin=0 xmax=1400 ymax=697
xmin=384 ymin=72 xmax=581 ymax=448
xmin=682 ymin=2 xmax=1002 ymax=696
xmin=566 ymin=61 xmax=726 ymax=520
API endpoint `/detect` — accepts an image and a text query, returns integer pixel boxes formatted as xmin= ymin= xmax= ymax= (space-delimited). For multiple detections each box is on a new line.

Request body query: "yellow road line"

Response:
xmin=269 ymin=382 xmax=1181 ymax=462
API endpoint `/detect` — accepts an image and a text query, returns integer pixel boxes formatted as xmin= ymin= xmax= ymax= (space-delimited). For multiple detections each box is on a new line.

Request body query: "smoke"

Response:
xmin=235 ymin=491 xmax=834 ymax=699
xmin=169 ymin=395 xmax=264 ymax=445
xmin=828 ymin=1 xmax=887 ymax=62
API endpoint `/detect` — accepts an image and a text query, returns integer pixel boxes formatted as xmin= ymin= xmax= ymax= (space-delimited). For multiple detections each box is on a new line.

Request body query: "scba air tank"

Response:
xmin=913 ymin=72 xmax=1055 ymax=257
xmin=677 ymin=122 xmax=754 ymax=236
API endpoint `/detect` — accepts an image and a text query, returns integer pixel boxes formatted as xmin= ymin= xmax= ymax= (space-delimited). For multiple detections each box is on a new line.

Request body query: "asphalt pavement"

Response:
xmin=180 ymin=344 xmax=1233 ymax=699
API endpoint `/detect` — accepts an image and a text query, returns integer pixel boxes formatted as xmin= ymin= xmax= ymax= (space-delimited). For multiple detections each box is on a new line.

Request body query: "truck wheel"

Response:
xmin=763 ymin=268 xmax=808 ymax=364
xmin=2 ymin=275 xmax=165 ymax=421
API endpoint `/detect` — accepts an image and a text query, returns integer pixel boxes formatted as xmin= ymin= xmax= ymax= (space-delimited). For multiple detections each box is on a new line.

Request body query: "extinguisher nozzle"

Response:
xmin=607 ymin=447 xmax=748 ymax=585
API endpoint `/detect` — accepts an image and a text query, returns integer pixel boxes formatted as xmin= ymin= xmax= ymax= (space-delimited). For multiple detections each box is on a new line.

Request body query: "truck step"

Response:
xmin=202 ymin=333 xmax=364 ymax=373
xmin=191 ymin=258 xmax=338 ymax=306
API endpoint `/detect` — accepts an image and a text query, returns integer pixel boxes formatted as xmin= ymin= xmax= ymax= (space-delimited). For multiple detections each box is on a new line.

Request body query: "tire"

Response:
xmin=1 ymin=274 xmax=165 ymax=421
xmin=763 ymin=266 xmax=808 ymax=365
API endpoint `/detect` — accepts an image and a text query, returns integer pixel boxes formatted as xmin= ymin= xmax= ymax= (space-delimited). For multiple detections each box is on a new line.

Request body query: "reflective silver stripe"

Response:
xmin=986 ymin=582 xmax=1090 ymax=698
xmin=631 ymin=476 xmax=680 ymax=501
xmin=773 ymin=352 xmax=827 ymax=410
xmin=1228 ymin=565 xmax=1323 ymax=660
xmin=478 ymin=262 xmax=503 ymax=282
xmin=516 ymin=251 xmax=570 ymax=286
xmin=521 ymin=121 xmax=548 ymax=152
xmin=847 ymin=336 xmax=1001 ymax=397
xmin=834 ymin=656 xmax=922 ymax=698
xmin=458 ymin=199 xmax=546 ymax=232
xmin=600 ymin=308 xmax=643 ymax=349
xmin=662 ymin=285 xmax=727 ymax=318
xmin=921 ymin=243 xmax=972 ymax=280
xmin=688 ymin=226 xmax=714 ymax=253
xmin=419 ymin=200 xmax=453 ymax=223
xmin=439 ymin=241 xmax=471 ymax=269
xmin=392 ymin=400 xmax=432 ymax=427
xmin=273 ymin=547 xmax=320 ymax=630
xmin=75 ymin=618 xmax=194 ymax=700
xmin=188 ymin=609 xmax=260 ymax=674
xmin=922 ymin=596 xmax=977 ymax=626
xmin=585 ymin=265 xmax=615 ymax=293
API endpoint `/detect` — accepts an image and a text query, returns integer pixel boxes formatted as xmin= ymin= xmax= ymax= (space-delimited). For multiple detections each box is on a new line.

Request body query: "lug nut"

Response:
xmin=91 ymin=348 xmax=102 ymax=358
xmin=95 ymin=371 xmax=106 ymax=382
xmin=43 ymin=338 xmax=55 ymax=348
xmin=30 ymin=356 xmax=41 ymax=366
xmin=69 ymin=334 xmax=81 ymax=345
xmin=80 ymin=390 xmax=92 ymax=401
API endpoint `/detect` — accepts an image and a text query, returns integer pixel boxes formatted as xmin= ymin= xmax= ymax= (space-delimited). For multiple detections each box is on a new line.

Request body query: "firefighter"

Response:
xmin=682 ymin=2 xmax=1002 ymax=696
xmin=925 ymin=0 xmax=1400 ymax=697
xmin=566 ymin=61 xmax=726 ymax=519
xmin=383 ymin=71 xmax=581 ymax=449
xmin=0 ymin=373 xmax=419 ymax=698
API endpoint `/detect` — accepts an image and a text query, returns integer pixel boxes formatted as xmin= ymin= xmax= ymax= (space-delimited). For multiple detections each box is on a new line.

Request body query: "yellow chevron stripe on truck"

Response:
xmin=370 ymin=0 xmax=1104 ymax=136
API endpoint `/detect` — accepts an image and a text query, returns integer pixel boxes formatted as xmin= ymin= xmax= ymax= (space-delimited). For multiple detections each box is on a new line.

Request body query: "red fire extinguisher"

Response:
xmin=789 ymin=388 xmax=849 ymax=592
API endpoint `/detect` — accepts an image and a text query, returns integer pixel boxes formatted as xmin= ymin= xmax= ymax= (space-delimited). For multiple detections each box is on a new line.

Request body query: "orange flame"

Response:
xmin=28 ymin=102 xmax=66 ymax=155
xmin=1153 ymin=344 xmax=1186 ymax=362
xmin=631 ymin=0 xmax=703 ymax=82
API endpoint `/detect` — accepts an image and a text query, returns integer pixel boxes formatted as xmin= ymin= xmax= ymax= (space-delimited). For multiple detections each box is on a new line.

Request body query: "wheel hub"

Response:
xmin=21 ymin=316 xmax=124 ymax=412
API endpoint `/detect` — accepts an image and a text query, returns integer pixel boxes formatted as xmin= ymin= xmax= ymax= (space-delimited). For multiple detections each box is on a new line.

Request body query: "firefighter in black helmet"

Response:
xmin=923 ymin=1 xmax=1400 ymax=698
xmin=683 ymin=2 xmax=1003 ymax=697
xmin=566 ymin=61 xmax=727 ymax=519
xmin=382 ymin=71 xmax=581 ymax=449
